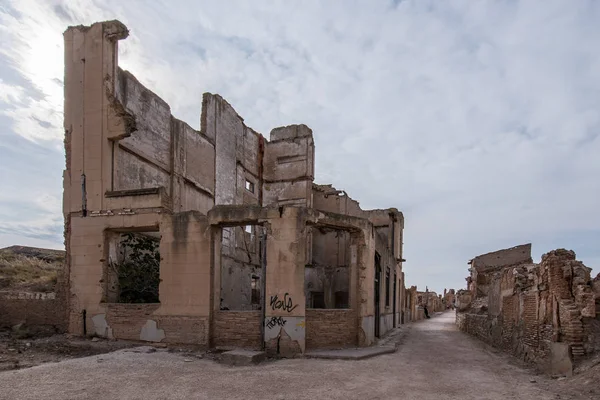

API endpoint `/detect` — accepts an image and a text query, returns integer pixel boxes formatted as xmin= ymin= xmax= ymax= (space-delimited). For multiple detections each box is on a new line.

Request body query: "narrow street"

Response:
xmin=0 ymin=312 xmax=572 ymax=399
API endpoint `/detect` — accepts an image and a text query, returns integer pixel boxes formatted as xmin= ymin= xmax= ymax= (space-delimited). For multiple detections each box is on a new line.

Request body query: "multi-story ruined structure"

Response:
xmin=456 ymin=244 xmax=600 ymax=375
xmin=62 ymin=20 xmax=407 ymax=356
xmin=416 ymin=289 xmax=444 ymax=313
xmin=443 ymin=288 xmax=456 ymax=309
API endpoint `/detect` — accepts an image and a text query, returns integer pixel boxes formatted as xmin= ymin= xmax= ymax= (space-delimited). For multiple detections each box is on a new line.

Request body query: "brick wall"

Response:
xmin=306 ymin=309 xmax=357 ymax=349
xmin=212 ymin=311 xmax=261 ymax=349
xmin=459 ymin=313 xmax=491 ymax=343
xmin=501 ymin=295 xmax=517 ymax=350
xmin=157 ymin=315 xmax=209 ymax=345
xmin=522 ymin=292 xmax=539 ymax=348
xmin=0 ymin=292 xmax=65 ymax=331
xmin=104 ymin=303 xmax=209 ymax=345
xmin=458 ymin=249 xmax=597 ymax=369
xmin=105 ymin=303 xmax=160 ymax=340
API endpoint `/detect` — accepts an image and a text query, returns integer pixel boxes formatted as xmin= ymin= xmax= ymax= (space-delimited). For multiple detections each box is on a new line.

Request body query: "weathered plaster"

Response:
xmin=140 ymin=320 xmax=166 ymax=342
xmin=63 ymin=20 xmax=412 ymax=354
xmin=91 ymin=314 xmax=113 ymax=338
xmin=360 ymin=316 xmax=375 ymax=346
xmin=264 ymin=316 xmax=306 ymax=354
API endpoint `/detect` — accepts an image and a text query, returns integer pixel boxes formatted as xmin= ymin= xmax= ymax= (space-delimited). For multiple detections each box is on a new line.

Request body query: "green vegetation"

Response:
xmin=110 ymin=233 xmax=160 ymax=303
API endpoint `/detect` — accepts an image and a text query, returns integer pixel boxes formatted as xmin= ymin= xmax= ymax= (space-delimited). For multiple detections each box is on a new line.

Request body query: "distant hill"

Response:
xmin=0 ymin=246 xmax=65 ymax=293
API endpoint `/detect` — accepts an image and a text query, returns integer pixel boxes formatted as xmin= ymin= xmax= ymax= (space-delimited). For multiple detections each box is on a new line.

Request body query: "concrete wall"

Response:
xmin=64 ymin=22 xmax=215 ymax=217
xmin=63 ymin=22 xmax=214 ymax=346
xmin=62 ymin=20 xmax=408 ymax=355
xmin=263 ymin=125 xmax=314 ymax=207
xmin=65 ymin=211 xmax=212 ymax=345
xmin=201 ymin=93 xmax=261 ymax=207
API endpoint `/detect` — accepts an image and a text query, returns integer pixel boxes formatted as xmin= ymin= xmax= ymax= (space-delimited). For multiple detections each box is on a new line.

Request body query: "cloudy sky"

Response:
xmin=1 ymin=0 xmax=599 ymax=293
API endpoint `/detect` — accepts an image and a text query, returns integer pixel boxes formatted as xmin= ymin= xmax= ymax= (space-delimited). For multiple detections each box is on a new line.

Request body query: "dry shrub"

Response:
xmin=0 ymin=250 xmax=62 ymax=292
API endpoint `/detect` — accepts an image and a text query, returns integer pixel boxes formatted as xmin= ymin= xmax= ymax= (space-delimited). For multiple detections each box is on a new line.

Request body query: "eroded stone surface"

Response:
xmin=457 ymin=244 xmax=598 ymax=374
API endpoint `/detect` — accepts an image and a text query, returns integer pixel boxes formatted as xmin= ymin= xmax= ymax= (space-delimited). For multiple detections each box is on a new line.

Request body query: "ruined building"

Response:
xmin=416 ymin=289 xmax=444 ymax=313
xmin=62 ymin=21 xmax=407 ymax=356
xmin=442 ymin=288 xmax=456 ymax=309
xmin=456 ymin=244 xmax=600 ymax=375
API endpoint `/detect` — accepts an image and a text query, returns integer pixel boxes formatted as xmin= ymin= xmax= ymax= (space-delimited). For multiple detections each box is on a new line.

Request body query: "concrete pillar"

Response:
xmin=357 ymin=226 xmax=376 ymax=346
xmin=263 ymin=207 xmax=307 ymax=356
xmin=63 ymin=21 xmax=129 ymax=215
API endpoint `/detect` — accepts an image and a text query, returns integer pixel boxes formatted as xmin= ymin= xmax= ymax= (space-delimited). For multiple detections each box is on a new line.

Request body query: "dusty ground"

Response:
xmin=0 ymin=329 xmax=135 ymax=371
xmin=0 ymin=312 xmax=597 ymax=400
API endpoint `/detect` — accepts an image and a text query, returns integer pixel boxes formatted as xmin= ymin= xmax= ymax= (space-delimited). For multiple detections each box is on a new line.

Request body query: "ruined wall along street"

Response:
xmin=56 ymin=20 xmax=446 ymax=356
xmin=456 ymin=244 xmax=600 ymax=375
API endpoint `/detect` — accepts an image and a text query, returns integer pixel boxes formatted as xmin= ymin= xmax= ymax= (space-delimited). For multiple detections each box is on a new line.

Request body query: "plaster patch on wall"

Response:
xmin=380 ymin=314 xmax=394 ymax=336
xmin=140 ymin=319 xmax=166 ymax=342
xmin=92 ymin=314 xmax=113 ymax=338
xmin=360 ymin=315 xmax=374 ymax=346
xmin=264 ymin=316 xmax=306 ymax=353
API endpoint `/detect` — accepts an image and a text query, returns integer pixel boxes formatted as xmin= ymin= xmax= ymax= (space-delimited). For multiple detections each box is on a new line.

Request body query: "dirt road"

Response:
xmin=0 ymin=312 xmax=582 ymax=399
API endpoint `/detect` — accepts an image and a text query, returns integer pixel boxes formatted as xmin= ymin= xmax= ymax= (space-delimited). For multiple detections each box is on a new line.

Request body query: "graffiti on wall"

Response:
xmin=269 ymin=292 xmax=298 ymax=313
xmin=265 ymin=316 xmax=286 ymax=329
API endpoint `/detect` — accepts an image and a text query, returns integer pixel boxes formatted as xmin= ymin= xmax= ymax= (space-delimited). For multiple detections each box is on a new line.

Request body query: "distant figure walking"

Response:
xmin=423 ymin=305 xmax=431 ymax=319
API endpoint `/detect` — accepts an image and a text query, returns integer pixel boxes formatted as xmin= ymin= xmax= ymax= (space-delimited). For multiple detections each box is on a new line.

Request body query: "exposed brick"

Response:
xmin=458 ymin=247 xmax=598 ymax=366
xmin=306 ymin=309 xmax=357 ymax=349
xmin=212 ymin=311 xmax=261 ymax=349
xmin=104 ymin=303 xmax=209 ymax=345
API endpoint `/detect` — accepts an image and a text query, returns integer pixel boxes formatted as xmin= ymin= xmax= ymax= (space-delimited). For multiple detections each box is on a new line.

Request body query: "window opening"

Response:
xmin=311 ymin=291 xmax=325 ymax=308
xmin=219 ymin=225 xmax=265 ymax=311
xmin=251 ymin=275 xmax=260 ymax=305
xmin=305 ymin=227 xmax=351 ymax=309
xmin=106 ymin=231 xmax=160 ymax=304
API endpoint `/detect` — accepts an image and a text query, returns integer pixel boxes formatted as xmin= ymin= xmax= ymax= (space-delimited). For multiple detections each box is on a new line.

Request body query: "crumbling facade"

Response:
xmin=62 ymin=21 xmax=408 ymax=356
xmin=443 ymin=288 xmax=456 ymax=309
xmin=456 ymin=244 xmax=599 ymax=375
xmin=416 ymin=289 xmax=444 ymax=313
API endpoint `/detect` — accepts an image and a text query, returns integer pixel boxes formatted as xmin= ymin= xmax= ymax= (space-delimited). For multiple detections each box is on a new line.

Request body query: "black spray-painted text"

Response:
xmin=269 ymin=293 xmax=298 ymax=313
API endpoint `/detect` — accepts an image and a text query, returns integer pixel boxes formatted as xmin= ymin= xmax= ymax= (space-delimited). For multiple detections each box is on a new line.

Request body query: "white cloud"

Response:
xmin=1 ymin=0 xmax=599 ymax=291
